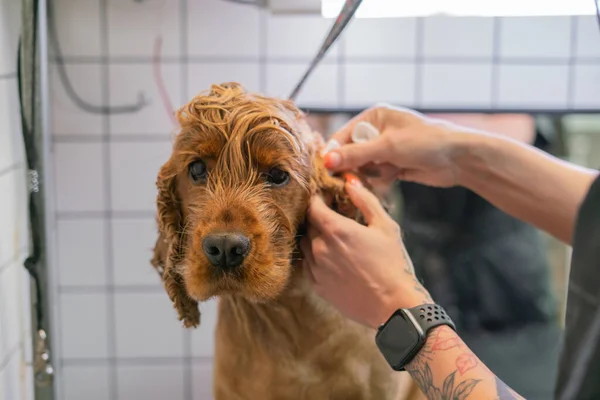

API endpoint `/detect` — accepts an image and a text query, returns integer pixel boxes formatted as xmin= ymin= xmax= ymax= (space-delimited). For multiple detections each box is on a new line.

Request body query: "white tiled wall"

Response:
xmin=0 ymin=0 xmax=34 ymax=399
xmin=46 ymin=0 xmax=600 ymax=399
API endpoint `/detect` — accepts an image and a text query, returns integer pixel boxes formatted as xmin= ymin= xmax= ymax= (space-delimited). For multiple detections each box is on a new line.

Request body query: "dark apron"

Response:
xmin=555 ymin=173 xmax=600 ymax=400
xmin=399 ymin=182 xmax=561 ymax=399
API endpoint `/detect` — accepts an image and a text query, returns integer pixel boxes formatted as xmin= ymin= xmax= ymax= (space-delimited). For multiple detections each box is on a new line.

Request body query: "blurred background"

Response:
xmin=2 ymin=0 xmax=600 ymax=399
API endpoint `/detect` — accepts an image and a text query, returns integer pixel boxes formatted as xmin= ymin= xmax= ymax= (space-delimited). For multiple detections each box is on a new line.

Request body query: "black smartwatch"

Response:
xmin=375 ymin=303 xmax=456 ymax=371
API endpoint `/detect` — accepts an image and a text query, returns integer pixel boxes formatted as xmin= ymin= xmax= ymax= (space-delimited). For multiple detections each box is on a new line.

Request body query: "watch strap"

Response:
xmin=405 ymin=303 xmax=456 ymax=334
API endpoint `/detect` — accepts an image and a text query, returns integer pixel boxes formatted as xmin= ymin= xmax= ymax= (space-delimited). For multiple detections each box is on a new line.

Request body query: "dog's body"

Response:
xmin=151 ymin=83 xmax=419 ymax=399
xmin=214 ymin=268 xmax=413 ymax=399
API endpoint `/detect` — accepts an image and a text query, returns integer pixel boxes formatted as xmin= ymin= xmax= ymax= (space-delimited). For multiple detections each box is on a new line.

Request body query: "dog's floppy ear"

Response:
xmin=310 ymin=151 xmax=362 ymax=222
xmin=152 ymin=160 xmax=200 ymax=328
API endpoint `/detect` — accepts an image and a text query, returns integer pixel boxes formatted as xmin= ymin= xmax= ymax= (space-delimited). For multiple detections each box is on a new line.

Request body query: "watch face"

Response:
xmin=375 ymin=311 xmax=423 ymax=369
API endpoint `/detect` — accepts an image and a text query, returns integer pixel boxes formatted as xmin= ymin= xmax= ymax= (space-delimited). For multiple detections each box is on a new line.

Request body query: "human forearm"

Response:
xmin=405 ymin=326 xmax=524 ymax=400
xmin=454 ymin=131 xmax=598 ymax=244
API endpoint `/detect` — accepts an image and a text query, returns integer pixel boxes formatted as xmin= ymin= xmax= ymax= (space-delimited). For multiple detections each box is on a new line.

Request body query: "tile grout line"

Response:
xmin=55 ymin=210 xmax=156 ymax=220
xmin=57 ymin=285 xmax=165 ymax=294
xmin=180 ymin=0 xmax=194 ymax=399
xmin=0 ymin=248 xmax=29 ymax=280
xmin=48 ymin=54 xmax=597 ymax=65
xmin=491 ymin=17 xmax=502 ymax=109
xmin=99 ymin=0 xmax=119 ymax=398
xmin=52 ymin=133 xmax=173 ymax=143
xmin=413 ymin=17 xmax=424 ymax=107
xmin=0 ymin=71 xmax=17 ymax=80
xmin=337 ymin=34 xmax=345 ymax=108
xmin=258 ymin=9 xmax=267 ymax=93
xmin=0 ymin=162 xmax=24 ymax=178
xmin=60 ymin=356 xmax=213 ymax=366
xmin=0 ymin=341 xmax=22 ymax=373
xmin=567 ymin=16 xmax=579 ymax=109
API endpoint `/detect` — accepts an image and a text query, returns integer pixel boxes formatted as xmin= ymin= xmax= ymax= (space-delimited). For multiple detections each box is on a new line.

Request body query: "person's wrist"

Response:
xmin=448 ymin=129 xmax=493 ymax=189
xmin=372 ymin=289 xmax=432 ymax=330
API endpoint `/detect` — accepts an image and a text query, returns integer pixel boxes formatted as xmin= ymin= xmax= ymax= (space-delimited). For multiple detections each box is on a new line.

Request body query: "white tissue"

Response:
xmin=351 ymin=121 xmax=380 ymax=144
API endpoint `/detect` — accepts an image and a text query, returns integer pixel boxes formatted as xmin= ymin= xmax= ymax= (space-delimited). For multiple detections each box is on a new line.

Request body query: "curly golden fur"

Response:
xmin=151 ymin=83 xmax=420 ymax=399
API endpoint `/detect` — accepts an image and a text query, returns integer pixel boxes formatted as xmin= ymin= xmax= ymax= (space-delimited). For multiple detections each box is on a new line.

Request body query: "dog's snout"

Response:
xmin=202 ymin=233 xmax=251 ymax=269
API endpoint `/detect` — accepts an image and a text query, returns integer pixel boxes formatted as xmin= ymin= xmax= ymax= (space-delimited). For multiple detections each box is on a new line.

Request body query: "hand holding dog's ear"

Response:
xmin=323 ymin=104 xmax=464 ymax=188
xmin=302 ymin=179 xmax=432 ymax=329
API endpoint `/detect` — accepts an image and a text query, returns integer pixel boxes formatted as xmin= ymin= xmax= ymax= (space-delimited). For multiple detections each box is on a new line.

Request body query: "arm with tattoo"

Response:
xmin=405 ymin=325 xmax=525 ymax=400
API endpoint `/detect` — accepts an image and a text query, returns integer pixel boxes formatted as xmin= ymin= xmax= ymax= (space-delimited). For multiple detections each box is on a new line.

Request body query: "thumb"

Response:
xmin=344 ymin=177 xmax=390 ymax=228
xmin=324 ymin=136 xmax=389 ymax=172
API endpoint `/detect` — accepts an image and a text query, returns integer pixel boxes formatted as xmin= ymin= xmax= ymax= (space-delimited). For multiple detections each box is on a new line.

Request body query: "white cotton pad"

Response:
xmin=351 ymin=121 xmax=380 ymax=143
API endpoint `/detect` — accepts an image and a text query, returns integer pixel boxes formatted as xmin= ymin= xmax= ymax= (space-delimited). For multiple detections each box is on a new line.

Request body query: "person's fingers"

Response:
xmin=358 ymin=162 xmax=400 ymax=180
xmin=299 ymin=238 xmax=317 ymax=284
xmin=306 ymin=195 xmax=348 ymax=233
xmin=344 ymin=178 xmax=396 ymax=233
xmin=304 ymin=262 xmax=317 ymax=285
xmin=324 ymin=136 xmax=390 ymax=172
xmin=327 ymin=108 xmax=374 ymax=148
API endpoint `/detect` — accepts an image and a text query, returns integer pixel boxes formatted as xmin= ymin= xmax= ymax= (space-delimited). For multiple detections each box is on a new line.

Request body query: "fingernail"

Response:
xmin=320 ymin=139 xmax=340 ymax=156
xmin=344 ymin=173 xmax=362 ymax=187
xmin=324 ymin=152 xmax=341 ymax=169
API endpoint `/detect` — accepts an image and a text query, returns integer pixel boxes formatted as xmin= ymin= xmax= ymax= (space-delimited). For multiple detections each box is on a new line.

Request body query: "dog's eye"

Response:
xmin=265 ymin=167 xmax=290 ymax=187
xmin=188 ymin=160 xmax=207 ymax=184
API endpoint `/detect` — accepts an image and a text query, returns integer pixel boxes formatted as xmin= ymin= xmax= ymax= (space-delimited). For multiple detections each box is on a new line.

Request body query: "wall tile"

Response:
xmin=114 ymin=293 xmax=184 ymax=358
xmin=109 ymin=64 xmax=181 ymax=135
xmin=17 ymin=267 xmax=32 ymax=344
xmin=191 ymin=299 xmax=218 ymax=358
xmin=345 ymin=18 xmax=416 ymax=59
xmin=59 ymin=293 xmax=109 ymax=359
xmin=187 ymin=0 xmax=260 ymax=58
xmin=22 ymin=365 xmax=34 ymax=400
xmin=575 ymin=16 xmax=600 ymax=58
xmin=498 ymin=65 xmax=569 ymax=108
xmin=57 ymin=219 xmax=107 ymax=287
xmin=62 ymin=365 xmax=110 ymax=400
xmin=265 ymin=63 xmax=338 ymax=106
xmin=187 ymin=63 xmax=261 ymax=99
xmin=109 ymin=142 xmax=172 ymax=212
xmin=50 ymin=64 xmax=104 ymax=135
xmin=54 ymin=143 xmax=106 ymax=213
xmin=192 ymin=362 xmax=214 ymax=400
xmin=0 ymin=264 xmax=22 ymax=358
xmin=343 ymin=63 xmax=416 ymax=107
xmin=573 ymin=65 xmax=600 ymax=108
xmin=49 ymin=0 xmax=101 ymax=57
xmin=500 ymin=17 xmax=571 ymax=59
xmin=267 ymin=15 xmax=338 ymax=60
xmin=111 ymin=218 xmax=162 ymax=286
xmin=108 ymin=0 xmax=181 ymax=58
xmin=420 ymin=64 xmax=493 ymax=107
xmin=0 ymin=305 xmax=3 ymax=368
xmin=117 ymin=365 xmax=185 ymax=400
xmin=423 ymin=17 xmax=494 ymax=59
xmin=0 ymin=171 xmax=27 ymax=265
xmin=0 ymin=0 xmax=20 ymax=75
xmin=0 ymin=352 xmax=24 ymax=400
xmin=0 ymin=78 xmax=24 ymax=171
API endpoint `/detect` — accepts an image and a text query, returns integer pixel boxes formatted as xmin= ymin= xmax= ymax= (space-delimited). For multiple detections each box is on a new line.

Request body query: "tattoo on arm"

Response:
xmin=401 ymin=248 xmax=415 ymax=275
xmin=406 ymin=326 xmax=523 ymax=400
xmin=407 ymin=362 xmax=481 ymax=400
xmin=405 ymin=327 xmax=481 ymax=400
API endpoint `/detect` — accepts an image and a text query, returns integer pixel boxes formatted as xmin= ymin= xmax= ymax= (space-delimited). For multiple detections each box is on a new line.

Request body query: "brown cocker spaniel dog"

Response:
xmin=151 ymin=83 xmax=420 ymax=399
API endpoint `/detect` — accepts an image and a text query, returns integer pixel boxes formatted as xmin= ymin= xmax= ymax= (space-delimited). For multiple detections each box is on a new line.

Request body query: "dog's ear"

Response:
xmin=310 ymin=152 xmax=362 ymax=221
xmin=153 ymin=160 xmax=200 ymax=328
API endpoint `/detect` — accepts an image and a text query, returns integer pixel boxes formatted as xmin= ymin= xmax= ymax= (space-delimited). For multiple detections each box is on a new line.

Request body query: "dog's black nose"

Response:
xmin=202 ymin=233 xmax=250 ymax=269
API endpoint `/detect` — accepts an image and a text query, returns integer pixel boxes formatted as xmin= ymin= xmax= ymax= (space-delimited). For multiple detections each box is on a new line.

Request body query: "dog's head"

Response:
xmin=151 ymin=82 xmax=360 ymax=328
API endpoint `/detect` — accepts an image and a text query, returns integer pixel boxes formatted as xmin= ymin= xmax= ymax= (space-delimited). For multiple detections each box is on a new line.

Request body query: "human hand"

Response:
xmin=323 ymin=104 xmax=474 ymax=188
xmin=301 ymin=177 xmax=433 ymax=329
